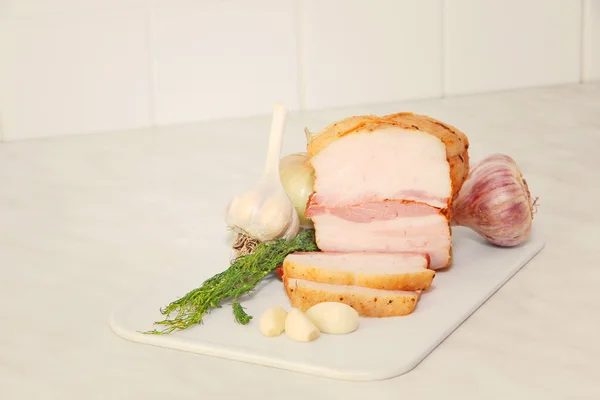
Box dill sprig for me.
[232,302,252,324]
[144,229,319,335]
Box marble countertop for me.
[1,83,599,399]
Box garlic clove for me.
[258,306,288,337]
[284,308,320,342]
[305,302,359,335]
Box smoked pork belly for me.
[284,277,421,317]
[282,252,434,291]
[304,113,470,270]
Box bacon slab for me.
[282,113,470,317]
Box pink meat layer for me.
[306,199,439,222]
[308,200,451,269]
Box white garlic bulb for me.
[225,103,300,243]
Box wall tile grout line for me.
[581,0,591,82]
[295,0,307,111]
[440,0,447,98]
[146,6,159,127]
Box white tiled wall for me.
[444,0,582,95]
[300,0,442,110]
[0,12,152,141]
[0,0,597,142]
[150,0,299,126]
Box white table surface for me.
[1,83,599,399]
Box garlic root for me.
[231,232,260,259]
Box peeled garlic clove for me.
[305,302,359,335]
[258,306,287,337]
[284,308,320,342]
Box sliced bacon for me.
[311,211,451,269]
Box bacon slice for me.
[307,210,451,270]
[284,277,421,317]
[305,200,452,270]
[282,252,435,291]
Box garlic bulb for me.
[279,152,315,228]
[225,103,300,248]
[451,153,536,247]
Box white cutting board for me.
[109,226,544,381]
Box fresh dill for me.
[232,302,252,324]
[144,229,319,335]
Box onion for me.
[279,152,315,228]
[451,153,537,247]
